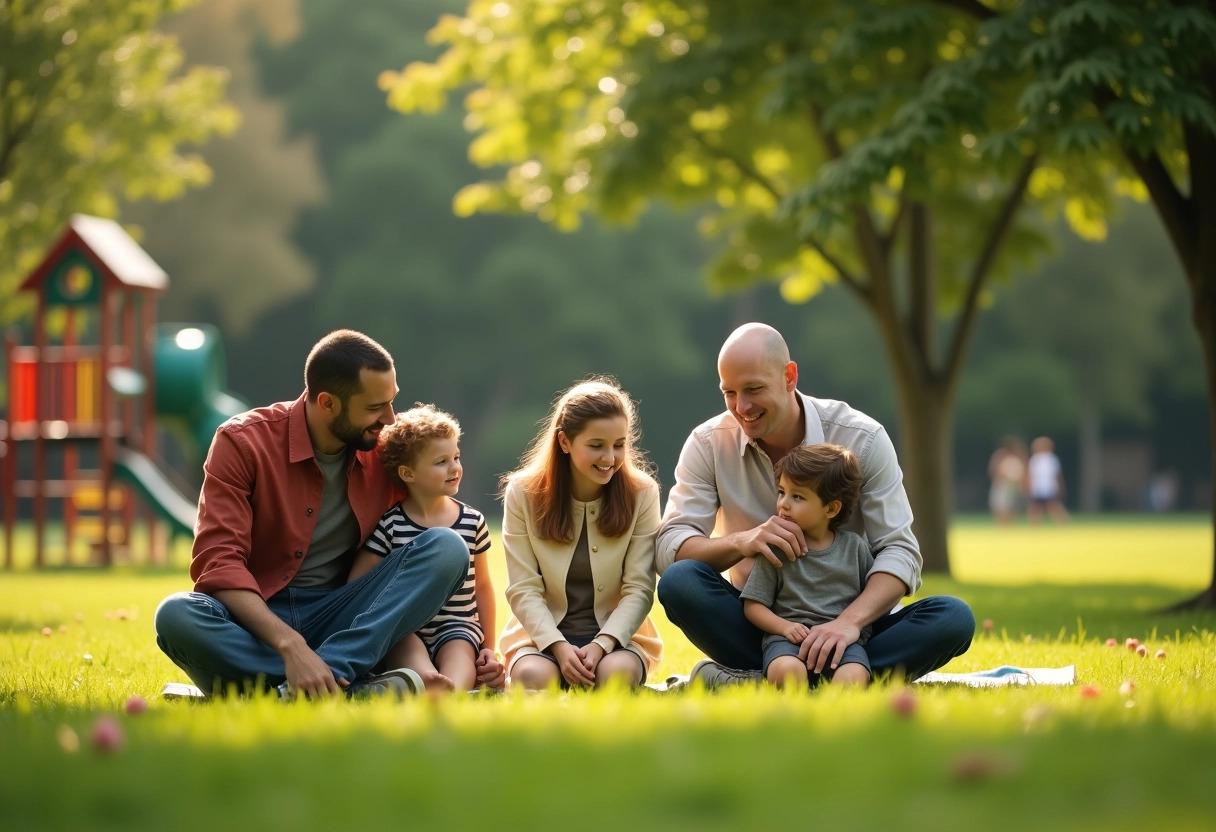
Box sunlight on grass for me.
[2,518,1214,830]
[949,517,1211,588]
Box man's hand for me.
[735,515,807,567]
[551,641,596,687]
[782,622,811,645]
[280,640,347,699]
[798,618,862,675]
[475,648,507,690]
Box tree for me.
[254,0,720,500]
[0,0,237,325]
[122,0,323,337]
[384,0,1079,572]
[933,1,1216,602]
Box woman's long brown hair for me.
[501,377,655,542]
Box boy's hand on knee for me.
[782,622,811,644]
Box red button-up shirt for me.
[191,394,404,599]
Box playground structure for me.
[1,215,245,568]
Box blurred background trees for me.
[0,0,237,324]
[2,0,1210,581]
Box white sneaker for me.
[161,682,207,700]
[349,668,424,700]
[689,660,763,689]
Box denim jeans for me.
[657,559,975,680]
[155,527,468,695]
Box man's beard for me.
[330,409,379,452]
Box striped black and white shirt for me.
[364,499,490,646]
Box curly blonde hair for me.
[379,403,461,484]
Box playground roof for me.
[19,214,167,294]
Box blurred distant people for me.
[1146,471,1180,513]
[987,436,1027,526]
[1027,436,1069,525]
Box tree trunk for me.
[1171,258,1216,609]
[890,373,954,574]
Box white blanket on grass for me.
[914,665,1076,687]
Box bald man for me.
[656,323,973,686]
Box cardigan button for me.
[306,507,313,516]
[591,546,598,552]
[281,575,288,581]
[294,550,303,558]
[597,585,604,592]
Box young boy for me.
[740,443,874,689]
[348,405,505,692]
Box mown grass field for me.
[2,516,1215,831]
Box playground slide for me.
[112,447,198,538]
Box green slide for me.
[113,446,197,538]
[101,324,246,540]
[154,324,248,463]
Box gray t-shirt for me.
[740,529,875,646]
[291,447,359,588]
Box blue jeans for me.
[657,560,975,681]
[155,528,468,695]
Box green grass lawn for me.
[2,517,1215,831]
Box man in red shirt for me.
[155,330,468,698]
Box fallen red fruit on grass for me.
[1126,638,1140,650]
[124,695,148,716]
[1155,650,1167,659]
[1105,638,1118,647]
[1136,645,1148,657]
[950,751,1018,783]
[91,717,124,753]
[890,689,917,718]
[982,618,994,631]
[1080,684,1101,698]
[1119,679,1135,696]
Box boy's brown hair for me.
[774,443,862,531]
[379,403,461,484]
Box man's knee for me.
[155,592,198,643]
[657,560,711,610]
[411,527,467,581]
[924,596,975,650]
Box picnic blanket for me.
[913,664,1076,687]
[647,664,1076,692]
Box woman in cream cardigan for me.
[499,377,663,689]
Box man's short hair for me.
[304,330,393,403]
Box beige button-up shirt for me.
[499,476,663,674]
[656,392,922,595]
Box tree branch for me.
[942,153,1038,389]
[808,106,888,300]
[1093,86,1195,262]
[690,132,867,298]
[928,0,997,21]
[908,202,935,371]
[884,191,910,260]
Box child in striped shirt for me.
[348,404,505,692]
